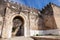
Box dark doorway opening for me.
[12,16,24,36]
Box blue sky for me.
[10,0,60,10]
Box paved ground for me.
[0,36,34,40]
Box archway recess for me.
[12,16,24,36]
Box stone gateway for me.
[0,0,60,38]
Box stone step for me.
[0,36,34,40]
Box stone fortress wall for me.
[0,0,60,38]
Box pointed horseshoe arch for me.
[2,12,30,38]
[12,16,24,36]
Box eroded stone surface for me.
[0,0,60,39]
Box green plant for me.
[36,34,39,36]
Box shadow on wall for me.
[38,3,59,35]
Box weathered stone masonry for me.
[0,0,60,38]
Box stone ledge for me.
[31,36,60,40]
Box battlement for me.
[4,0,39,13]
[0,0,40,14]
[40,2,53,15]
